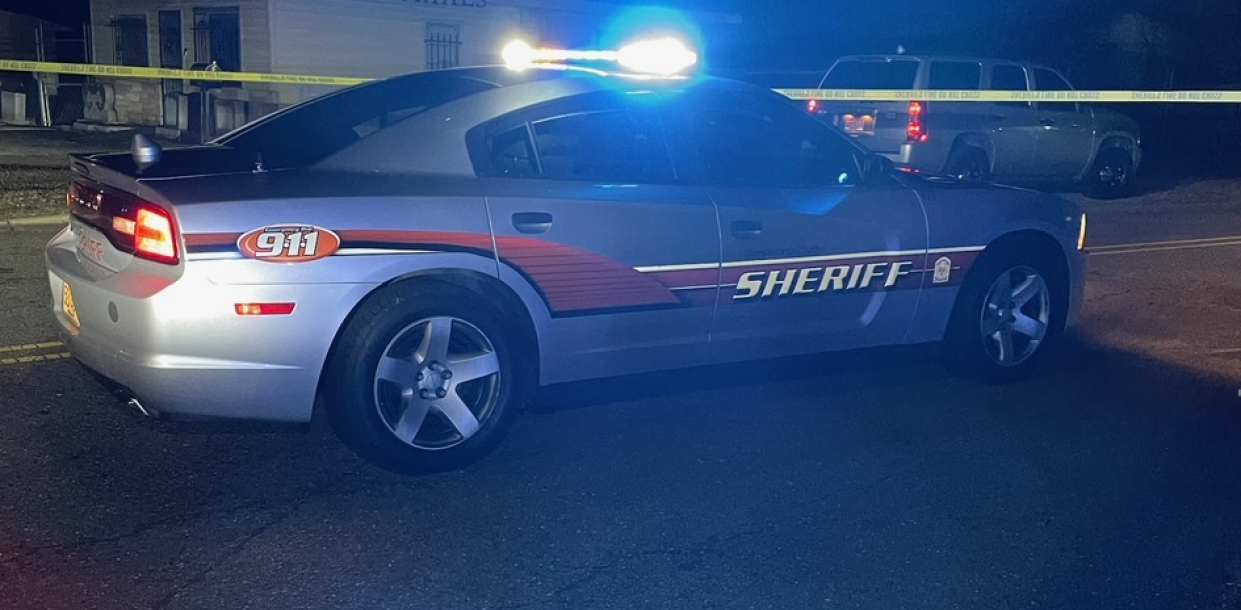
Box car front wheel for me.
[325,281,520,474]
[943,248,1064,383]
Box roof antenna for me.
[132,133,161,172]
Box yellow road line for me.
[1088,238,1241,256]
[1089,235,1241,252]
[0,352,73,366]
[0,341,64,353]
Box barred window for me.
[426,23,461,71]
[112,16,149,67]
[193,7,241,72]
[158,10,182,69]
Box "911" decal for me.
[237,225,341,262]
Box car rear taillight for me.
[128,206,178,263]
[68,181,180,265]
[906,101,928,142]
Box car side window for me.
[531,110,675,183]
[928,61,982,90]
[485,126,538,178]
[478,106,676,184]
[1032,68,1078,113]
[676,93,862,188]
[989,64,1031,108]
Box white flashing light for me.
[617,38,698,76]
[502,37,698,76]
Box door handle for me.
[512,212,553,234]
[730,220,762,239]
[1039,117,1057,126]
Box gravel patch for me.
[0,166,72,220]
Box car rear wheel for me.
[943,247,1064,383]
[1082,147,1135,199]
[325,281,520,474]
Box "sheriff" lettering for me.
[734,261,914,300]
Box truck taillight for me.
[906,101,928,142]
[806,99,820,113]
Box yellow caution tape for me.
[776,88,1241,103]
[3,59,1239,102]
[0,59,370,86]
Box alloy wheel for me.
[977,266,1051,367]
[372,316,502,450]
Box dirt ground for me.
[0,127,149,220]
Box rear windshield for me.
[743,71,829,89]
[822,59,919,89]
[216,72,500,168]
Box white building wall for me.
[268,0,524,78]
[87,0,740,129]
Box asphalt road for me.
[3,183,1241,610]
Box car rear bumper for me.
[45,227,365,423]
[57,318,317,422]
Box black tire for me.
[944,146,990,182]
[324,281,522,474]
[1082,147,1135,199]
[942,245,1066,384]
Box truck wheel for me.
[325,281,521,474]
[1082,147,1135,199]
[943,247,1065,384]
[944,147,990,182]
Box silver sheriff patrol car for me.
[46,40,1087,473]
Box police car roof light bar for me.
[502,38,698,76]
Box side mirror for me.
[132,133,162,172]
[863,154,895,183]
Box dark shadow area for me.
[3,333,1241,609]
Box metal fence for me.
[425,24,461,71]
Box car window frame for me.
[466,90,684,185]
[665,86,869,190]
[988,63,1033,109]
[1031,67,1080,113]
[927,60,983,91]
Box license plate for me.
[842,113,876,135]
[62,281,81,330]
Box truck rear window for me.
[822,59,919,90]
